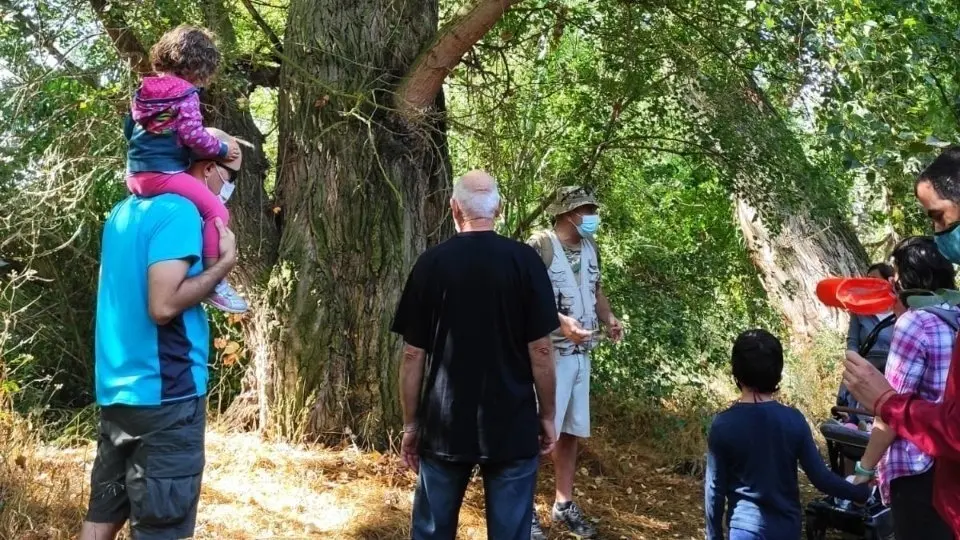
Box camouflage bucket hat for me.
[546,186,599,216]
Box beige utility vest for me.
[545,231,600,356]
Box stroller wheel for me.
[805,515,827,540]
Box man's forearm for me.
[596,288,613,324]
[150,256,235,325]
[399,344,426,426]
[169,258,234,312]
[529,337,556,420]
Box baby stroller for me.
[804,315,896,540]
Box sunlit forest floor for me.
[2,409,713,539]
[0,407,842,540]
[1,342,847,539]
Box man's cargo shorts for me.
[85,397,206,539]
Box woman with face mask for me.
[847,263,897,370]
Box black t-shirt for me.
[391,231,560,463]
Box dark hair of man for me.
[731,329,783,394]
[917,145,960,203]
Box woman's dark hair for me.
[917,146,960,204]
[866,262,894,280]
[150,25,221,87]
[731,329,783,394]
[892,236,956,291]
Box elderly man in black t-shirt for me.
[391,170,560,540]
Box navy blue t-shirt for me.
[704,401,870,539]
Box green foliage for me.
[448,1,784,397]
[1,0,954,428]
[590,160,779,396]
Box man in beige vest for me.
[527,186,623,539]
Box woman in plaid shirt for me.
[852,236,957,540]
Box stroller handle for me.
[831,406,874,418]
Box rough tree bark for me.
[734,200,866,337]
[258,0,518,445]
[198,0,283,430]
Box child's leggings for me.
[127,171,229,259]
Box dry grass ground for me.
[0,418,710,539]
[0,335,847,539]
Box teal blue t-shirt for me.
[95,194,210,406]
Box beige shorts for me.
[555,352,591,438]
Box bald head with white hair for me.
[450,170,501,232]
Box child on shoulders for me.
[125,24,247,313]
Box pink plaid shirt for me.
[876,306,956,504]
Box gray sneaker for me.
[531,511,548,540]
[551,501,597,538]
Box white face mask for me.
[212,165,236,203]
[218,180,235,203]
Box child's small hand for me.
[851,474,874,486]
[227,140,241,160]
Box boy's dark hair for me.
[150,25,220,87]
[917,146,960,203]
[866,262,894,280]
[892,236,956,291]
[731,329,783,394]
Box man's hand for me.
[559,314,592,344]
[843,351,895,414]
[401,431,419,473]
[539,417,557,455]
[605,314,624,343]
[214,218,237,264]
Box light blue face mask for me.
[576,214,601,238]
[935,222,960,263]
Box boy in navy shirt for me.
[705,329,871,540]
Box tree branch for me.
[0,0,100,88]
[397,0,524,118]
[88,0,152,74]
[930,70,960,132]
[238,0,283,53]
[241,60,281,88]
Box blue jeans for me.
[411,455,539,540]
[729,529,763,540]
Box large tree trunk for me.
[735,199,865,337]
[262,0,451,445]
[689,75,869,338]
